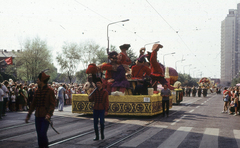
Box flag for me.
[4,57,13,65]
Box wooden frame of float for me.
[72,92,173,116]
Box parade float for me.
[72,44,181,116]
[198,77,212,89]
[198,77,214,96]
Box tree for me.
[78,40,106,69]
[231,76,240,86]
[127,48,138,66]
[15,37,55,83]
[178,73,198,86]
[56,42,82,83]
[75,69,88,84]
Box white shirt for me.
[11,95,16,102]
[1,85,8,98]
[0,88,4,101]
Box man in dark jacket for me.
[25,72,55,148]
[88,77,109,141]
[28,84,34,110]
[198,87,202,97]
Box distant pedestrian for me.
[10,91,16,111]
[197,87,202,97]
[2,80,9,115]
[192,86,197,97]
[18,84,25,111]
[182,86,185,97]
[0,84,5,119]
[203,87,208,97]
[57,84,66,111]
[161,84,171,117]
[28,84,34,110]
[25,72,55,148]
[88,77,109,141]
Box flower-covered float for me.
[72,44,181,116]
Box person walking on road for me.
[25,72,55,148]
[197,87,202,97]
[0,84,5,119]
[57,84,66,111]
[2,80,9,115]
[88,77,109,141]
[161,84,171,117]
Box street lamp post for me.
[196,72,203,78]
[144,41,160,47]
[107,19,129,56]
[175,59,185,70]
[189,67,196,76]
[183,64,192,74]
[193,70,200,78]
[163,52,175,66]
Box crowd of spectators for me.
[222,86,240,116]
[0,79,86,119]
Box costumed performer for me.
[88,77,109,141]
[148,44,167,91]
[25,72,55,148]
[111,51,130,93]
[100,51,118,94]
[84,63,98,95]
[131,54,151,79]
[118,44,132,65]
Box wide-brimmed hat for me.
[38,72,50,82]
[119,44,130,50]
[86,63,98,74]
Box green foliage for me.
[0,74,4,82]
[231,76,240,86]
[75,69,88,84]
[56,42,81,83]
[127,48,138,66]
[92,47,108,64]
[79,40,106,68]
[178,73,198,87]
[15,37,54,83]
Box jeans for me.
[93,110,105,137]
[0,101,3,118]
[162,100,169,116]
[35,117,49,148]
[58,97,64,111]
[2,97,7,115]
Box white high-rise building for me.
[221,5,240,86]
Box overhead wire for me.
[146,0,215,76]
[74,0,147,43]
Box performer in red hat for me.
[118,44,132,65]
[25,71,55,148]
[131,54,151,79]
[101,51,118,94]
[148,44,167,91]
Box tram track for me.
[48,117,135,147]
[0,115,67,131]
[0,95,214,148]
[102,95,214,148]
[0,115,90,141]
[46,96,204,147]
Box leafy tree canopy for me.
[14,37,56,83]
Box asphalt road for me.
[0,93,239,148]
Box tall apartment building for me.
[221,4,240,86]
